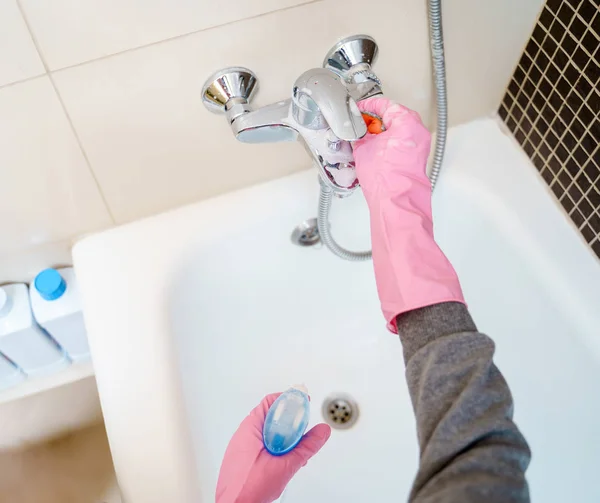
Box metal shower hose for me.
[317,0,447,261]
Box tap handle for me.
[292,69,366,141]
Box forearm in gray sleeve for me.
[396,302,531,503]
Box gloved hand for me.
[216,393,331,503]
[353,97,465,332]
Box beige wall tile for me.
[53,0,543,224]
[0,77,113,256]
[442,0,545,125]
[19,0,316,70]
[0,0,44,86]
[0,240,73,285]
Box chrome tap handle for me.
[292,69,367,142]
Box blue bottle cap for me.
[34,268,66,301]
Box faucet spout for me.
[232,100,298,144]
[292,69,367,142]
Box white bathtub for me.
[73,118,600,503]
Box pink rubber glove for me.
[216,393,331,503]
[354,97,465,332]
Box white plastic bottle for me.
[29,268,90,362]
[0,284,69,376]
[0,352,24,390]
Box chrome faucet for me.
[202,35,382,196]
[292,68,366,140]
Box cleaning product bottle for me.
[0,353,24,390]
[29,268,90,362]
[0,284,69,376]
[263,385,310,455]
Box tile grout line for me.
[15,0,117,224]
[0,72,46,91]
[14,1,50,77]
[48,75,119,224]
[49,0,324,76]
[2,0,325,86]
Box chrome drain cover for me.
[322,393,359,430]
[291,218,320,247]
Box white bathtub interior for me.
[73,118,600,503]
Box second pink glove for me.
[216,393,331,503]
[353,98,465,332]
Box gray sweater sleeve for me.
[396,302,531,503]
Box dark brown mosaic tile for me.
[569,183,584,202]
[579,1,598,20]
[579,196,594,215]
[589,187,600,207]
[520,52,534,72]
[562,195,576,212]
[547,0,563,13]
[500,0,600,258]
[589,212,600,233]
[584,160,600,182]
[524,140,536,157]
[552,181,566,198]
[570,16,587,40]
[581,31,598,55]
[539,140,552,158]
[532,153,546,170]
[540,6,557,29]
[576,171,593,192]
[543,35,560,58]
[582,224,596,241]
[550,18,567,41]
[571,208,586,227]
[558,3,577,26]
[560,105,576,127]
[546,61,561,82]
[533,24,547,45]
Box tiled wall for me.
[499,0,599,257]
[1,0,545,282]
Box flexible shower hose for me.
[317,0,448,261]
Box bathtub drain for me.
[322,393,359,430]
[291,218,320,247]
